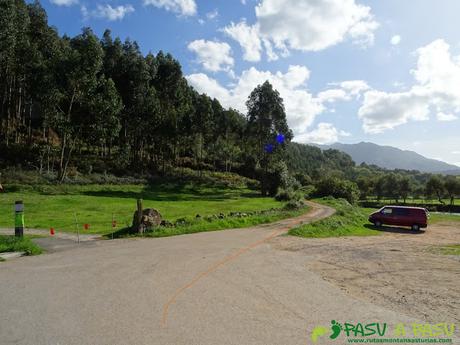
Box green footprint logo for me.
[311,326,328,343]
[330,320,343,340]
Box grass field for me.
[289,198,381,238]
[430,212,460,223]
[438,245,460,255]
[110,207,306,239]
[0,183,287,235]
[429,244,460,256]
[0,235,43,255]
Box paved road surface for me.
[0,202,430,345]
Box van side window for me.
[394,208,409,216]
[382,208,393,214]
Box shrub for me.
[300,185,316,199]
[275,188,302,202]
[314,177,360,204]
[283,200,304,210]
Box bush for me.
[300,185,316,199]
[294,172,312,186]
[314,177,360,204]
[283,200,304,210]
[261,161,301,196]
[0,236,43,255]
[275,188,302,202]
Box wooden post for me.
[111,213,114,240]
[74,213,80,244]
[137,199,144,234]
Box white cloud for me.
[437,112,458,122]
[206,9,218,20]
[339,80,370,96]
[143,0,196,16]
[187,65,324,134]
[295,123,349,145]
[224,0,378,61]
[358,39,460,133]
[187,40,234,72]
[358,90,430,133]
[86,4,134,21]
[391,35,401,45]
[222,21,262,62]
[255,0,378,52]
[318,80,369,103]
[186,73,230,101]
[50,0,78,6]
[318,89,349,103]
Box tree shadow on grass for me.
[104,227,132,239]
[364,224,425,235]
[81,184,262,202]
[81,190,235,202]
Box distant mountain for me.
[317,142,460,175]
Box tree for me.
[153,51,192,171]
[191,92,213,174]
[444,176,460,207]
[51,28,104,181]
[82,76,122,156]
[314,177,360,204]
[383,173,403,203]
[398,176,412,204]
[246,81,293,195]
[374,175,386,201]
[356,176,373,200]
[426,176,445,204]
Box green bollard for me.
[15,201,24,237]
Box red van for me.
[368,206,428,231]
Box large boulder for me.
[132,208,162,231]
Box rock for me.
[196,214,201,219]
[160,220,173,227]
[175,217,188,226]
[132,208,162,231]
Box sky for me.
[39,0,460,166]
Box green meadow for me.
[289,198,381,238]
[0,183,289,235]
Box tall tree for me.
[51,28,103,181]
[246,81,293,195]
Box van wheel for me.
[411,224,420,231]
[374,220,382,227]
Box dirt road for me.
[1,202,459,345]
[272,221,460,324]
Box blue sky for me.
[40,0,460,166]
